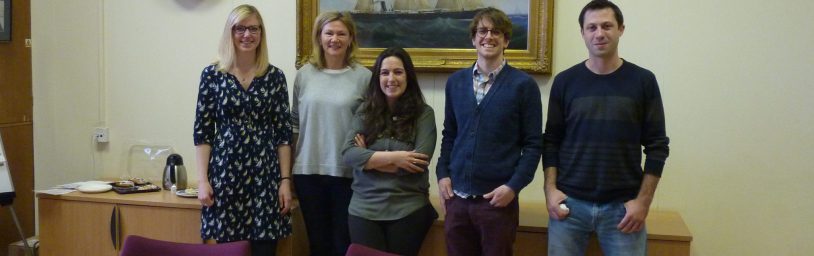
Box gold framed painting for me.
[297,0,554,74]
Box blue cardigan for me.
[436,64,543,195]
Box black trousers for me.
[294,174,353,256]
[348,204,438,256]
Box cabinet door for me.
[38,198,118,256]
[118,204,202,243]
[0,126,34,253]
[418,223,446,255]
[515,231,548,255]
[0,0,33,125]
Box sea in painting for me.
[323,0,530,49]
[353,14,528,49]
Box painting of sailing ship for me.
[299,0,552,73]
[321,0,529,49]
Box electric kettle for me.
[163,154,187,190]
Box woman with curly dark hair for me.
[341,47,438,256]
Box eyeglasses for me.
[475,28,504,37]
[233,25,261,35]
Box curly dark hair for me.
[361,47,426,145]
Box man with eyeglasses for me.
[436,7,542,256]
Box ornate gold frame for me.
[297,0,553,74]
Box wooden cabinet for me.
[38,192,688,256]
[38,191,202,256]
[0,0,35,251]
[417,198,692,256]
[37,191,307,256]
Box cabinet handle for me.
[109,206,120,249]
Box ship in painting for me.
[351,0,485,21]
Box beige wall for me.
[31,0,814,255]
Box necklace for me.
[232,68,255,85]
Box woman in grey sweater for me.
[291,11,371,256]
[342,47,438,256]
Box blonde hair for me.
[308,11,360,69]
[215,4,269,76]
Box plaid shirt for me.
[472,59,506,105]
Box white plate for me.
[77,184,112,193]
[176,190,198,198]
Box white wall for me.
[32,0,814,255]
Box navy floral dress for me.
[193,64,292,242]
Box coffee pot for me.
[163,154,187,190]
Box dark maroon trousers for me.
[443,196,519,256]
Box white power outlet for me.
[94,127,110,143]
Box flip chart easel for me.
[0,133,33,256]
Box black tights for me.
[348,204,438,256]
[250,239,278,256]
[294,174,353,256]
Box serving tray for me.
[112,184,161,194]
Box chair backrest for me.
[120,235,251,256]
[345,243,399,256]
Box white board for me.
[0,133,15,200]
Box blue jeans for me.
[547,197,646,256]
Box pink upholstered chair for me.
[119,235,251,256]
[345,243,399,256]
